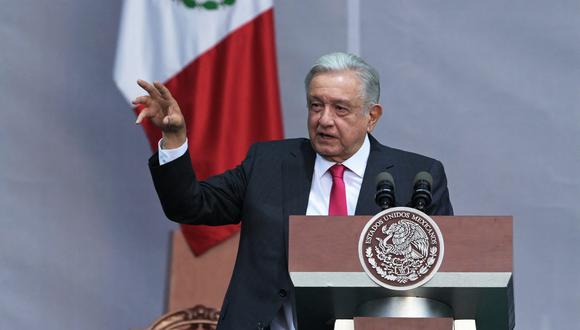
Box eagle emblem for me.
[358,207,444,290]
[379,219,429,260]
[177,0,236,10]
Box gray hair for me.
[304,52,380,107]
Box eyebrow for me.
[307,95,354,106]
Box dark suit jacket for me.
[149,135,453,330]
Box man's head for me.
[305,52,383,163]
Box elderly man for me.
[135,52,453,330]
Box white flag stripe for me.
[114,0,273,102]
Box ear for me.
[366,104,383,133]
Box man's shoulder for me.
[386,145,441,163]
[371,136,443,165]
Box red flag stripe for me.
[136,9,283,255]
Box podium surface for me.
[288,215,514,330]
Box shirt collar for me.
[313,134,370,179]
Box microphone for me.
[375,172,396,210]
[411,171,433,211]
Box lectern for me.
[288,216,514,330]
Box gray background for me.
[1,1,578,329]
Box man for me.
[135,53,453,330]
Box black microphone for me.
[411,171,433,211]
[375,172,396,210]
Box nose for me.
[318,106,335,127]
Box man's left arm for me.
[428,160,454,215]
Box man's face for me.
[307,70,382,163]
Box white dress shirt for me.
[158,135,371,330]
[158,139,189,165]
[306,135,370,216]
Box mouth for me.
[317,132,337,140]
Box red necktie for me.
[329,164,348,216]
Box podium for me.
[288,216,514,330]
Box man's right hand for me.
[134,80,186,149]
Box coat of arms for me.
[177,0,236,10]
[358,207,444,290]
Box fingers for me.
[137,79,162,98]
[162,111,181,127]
[153,81,174,100]
[134,79,181,128]
[135,108,150,124]
[163,115,171,126]
[132,96,152,125]
[131,95,150,106]
[137,79,174,101]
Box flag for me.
[114,0,283,255]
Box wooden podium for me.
[288,215,514,330]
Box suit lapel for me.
[282,140,315,263]
[282,140,315,218]
[355,135,394,215]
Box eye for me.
[334,105,349,115]
[309,102,323,112]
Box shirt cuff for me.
[158,138,188,165]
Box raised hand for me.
[133,80,186,148]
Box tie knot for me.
[329,164,346,179]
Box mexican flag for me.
[113,0,283,255]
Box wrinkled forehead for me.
[308,69,364,88]
[307,70,365,101]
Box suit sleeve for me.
[148,144,256,226]
[428,160,454,216]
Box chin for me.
[314,147,340,160]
